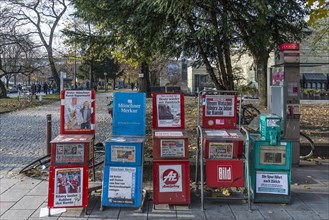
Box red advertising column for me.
[48,90,96,214]
[152,93,190,205]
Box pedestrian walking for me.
[37,83,42,94]
[31,83,36,95]
[43,82,48,95]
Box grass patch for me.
[0,93,60,114]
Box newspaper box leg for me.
[86,183,102,214]
[138,189,147,213]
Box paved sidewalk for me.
[0,159,328,219]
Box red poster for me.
[48,166,89,209]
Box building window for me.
[307,82,311,88]
[312,82,316,89]
[317,82,322,89]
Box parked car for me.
[7,86,18,94]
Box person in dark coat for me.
[31,83,36,95]
[37,83,42,94]
[43,82,48,95]
[80,101,91,129]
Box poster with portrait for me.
[153,93,185,129]
[54,143,85,165]
[54,168,83,207]
[60,90,96,134]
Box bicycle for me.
[238,102,261,126]
[19,142,106,180]
[236,102,315,159]
[18,90,32,102]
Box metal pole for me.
[46,114,52,155]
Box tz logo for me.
[162,169,179,185]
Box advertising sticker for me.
[208,142,233,159]
[111,146,136,162]
[156,94,182,127]
[217,165,232,182]
[205,95,235,117]
[55,144,84,164]
[160,139,185,158]
[54,168,83,207]
[108,167,136,204]
[155,131,183,137]
[256,172,288,195]
[159,165,182,192]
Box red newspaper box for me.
[202,95,237,129]
[152,130,189,160]
[206,160,244,187]
[60,90,96,135]
[48,166,89,209]
[152,93,185,130]
[50,134,95,166]
[203,129,244,159]
[153,160,190,205]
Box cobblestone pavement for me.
[0,92,112,175]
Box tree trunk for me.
[256,54,269,107]
[48,55,60,92]
[140,61,151,97]
[0,80,8,98]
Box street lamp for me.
[104,72,107,91]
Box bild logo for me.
[218,166,232,181]
[162,169,179,185]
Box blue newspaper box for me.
[112,92,146,136]
[105,136,145,166]
[102,165,143,208]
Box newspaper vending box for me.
[250,134,292,203]
[48,134,94,210]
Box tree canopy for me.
[66,1,309,105]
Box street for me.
[0,92,112,176]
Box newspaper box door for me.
[48,166,88,209]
